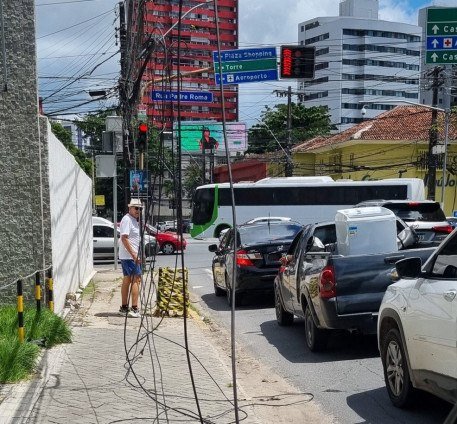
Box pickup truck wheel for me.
[304,305,328,352]
[275,284,294,326]
[381,328,416,408]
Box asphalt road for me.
[182,238,452,424]
[95,238,453,424]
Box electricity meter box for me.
[335,207,397,256]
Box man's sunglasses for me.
[133,207,141,211]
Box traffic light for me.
[137,122,148,152]
[280,45,315,80]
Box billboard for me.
[129,170,148,193]
[174,122,247,153]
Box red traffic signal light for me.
[137,123,148,152]
[138,123,148,133]
[280,46,315,80]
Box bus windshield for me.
[192,188,214,225]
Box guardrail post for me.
[17,279,24,343]
[35,272,41,312]
[46,268,54,312]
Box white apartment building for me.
[298,0,422,131]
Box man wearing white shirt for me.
[118,198,142,318]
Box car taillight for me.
[432,225,453,234]
[319,265,336,299]
[236,249,258,267]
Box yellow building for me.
[290,106,457,215]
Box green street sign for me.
[214,58,277,73]
[426,50,457,64]
[427,8,457,36]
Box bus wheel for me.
[214,225,230,238]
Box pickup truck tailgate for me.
[332,247,435,314]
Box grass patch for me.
[82,281,95,298]
[0,306,72,383]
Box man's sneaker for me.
[119,305,129,316]
[128,308,141,318]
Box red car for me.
[145,224,187,254]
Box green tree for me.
[247,103,332,154]
[73,111,118,217]
[74,110,115,153]
[50,122,92,176]
[183,162,203,200]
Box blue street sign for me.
[427,36,457,50]
[215,69,279,85]
[151,90,213,102]
[213,47,276,63]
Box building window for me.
[315,62,329,70]
[342,58,419,71]
[301,25,304,32]
[342,88,418,98]
[305,21,320,31]
[341,103,395,111]
[341,117,364,124]
[315,47,329,56]
[305,32,329,45]
[342,43,420,56]
[343,28,420,42]
[342,73,418,84]
[302,91,328,101]
[305,76,329,86]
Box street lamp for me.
[359,100,451,208]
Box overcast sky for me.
[35,0,453,123]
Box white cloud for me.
[239,0,338,47]
[379,0,420,24]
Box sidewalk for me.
[0,268,332,424]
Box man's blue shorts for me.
[121,260,142,277]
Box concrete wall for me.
[0,0,47,298]
[47,121,94,312]
[0,0,94,312]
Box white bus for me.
[190,176,426,238]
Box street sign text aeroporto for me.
[426,7,457,64]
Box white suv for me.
[378,230,457,408]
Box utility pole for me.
[427,66,444,200]
[273,86,305,177]
[118,1,130,212]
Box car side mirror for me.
[395,257,423,279]
[208,244,218,253]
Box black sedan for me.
[208,221,303,306]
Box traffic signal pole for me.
[286,86,293,177]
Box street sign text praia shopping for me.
[426,7,457,64]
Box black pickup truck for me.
[274,221,436,352]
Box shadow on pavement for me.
[346,387,452,424]
[259,319,379,364]
[94,312,124,318]
[200,291,274,312]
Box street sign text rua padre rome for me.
[213,47,278,85]
[426,7,457,64]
